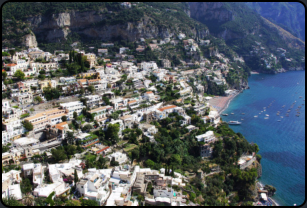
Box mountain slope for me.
[245,2,305,41]
[188,2,305,72]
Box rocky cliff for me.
[22,33,38,48]
[25,10,209,43]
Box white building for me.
[195,131,216,143]
[60,101,85,119]
[107,152,128,164]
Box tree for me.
[145,159,155,168]
[110,112,119,120]
[34,96,43,103]
[88,85,95,93]
[2,196,24,206]
[74,169,79,187]
[82,124,93,132]
[34,197,46,206]
[105,123,120,144]
[51,148,67,162]
[66,131,75,145]
[110,158,119,166]
[38,74,46,80]
[82,199,99,206]
[30,108,35,113]
[65,200,81,206]
[69,51,72,64]
[80,88,85,95]
[45,191,55,206]
[43,87,61,100]
[20,178,32,194]
[2,71,7,80]
[9,49,15,57]
[14,69,25,80]
[61,115,68,122]
[73,111,78,119]
[23,120,33,131]
[103,96,110,105]
[256,154,262,163]
[23,194,34,206]
[170,154,182,165]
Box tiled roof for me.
[128,100,137,104]
[54,122,68,130]
[158,105,177,112]
[146,91,153,94]
[96,146,110,154]
[6,64,17,67]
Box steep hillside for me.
[2,2,208,44]
[245,2,305,41]
[188,2,305,72]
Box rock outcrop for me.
[25,10,209,43]
[22,33,38,48]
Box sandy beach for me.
[208,90,241,114]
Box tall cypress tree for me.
[74,169,79,187]
[69,51,72,63]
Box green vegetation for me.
[23,120,33,131]
[20,113,30,118]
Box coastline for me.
[257,182,279,206]
[208,90,242,114]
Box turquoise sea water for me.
[222,71,305,206]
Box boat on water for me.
[282,105,285,108]
[241,119,244,120]
[264,117,269,119]
[264,110,266,112]
[228,121,241,125]
[241,113,245,115]
[259,113,261,114]
[277,120,281,122]
[265,114,269,117]
[261,111,263,112]
[276,113,280,116]
[231,113,234,115]
[296,114,300,117]
[221,114,228,116]
[302,104,304,105]
[299,96,302,98]
[254,115,258,118]
[286,114,289,117]
[280,116,283,118]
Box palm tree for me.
[23,194,34,206]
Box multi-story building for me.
[155,105,185,120]
[2,118,25,144]
[200,143,213,158]
[195,131,216,143]
[60,101,85,119]
[38,80,57,90]
[12,92,33,105]
[85,95,103,109]
[24,108,68,133]
[85,53,97,68]
[89,106,113,123]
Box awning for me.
[109,177,121,185]
[261,193,267,201]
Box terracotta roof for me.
[176,99,182,102]
[89,106,109,113]
[55,122,68,130]
[128,100,137,104]
[146,91,153,94]
[88,79,100,82]
[158,105,177,112]
[96,146,110,154]
[6,64,17,67]
[78,79,87,83]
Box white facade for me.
[195,131,216,143]
[107,152,128,164]
[60,101,85,119]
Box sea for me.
[222,70,305,206]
